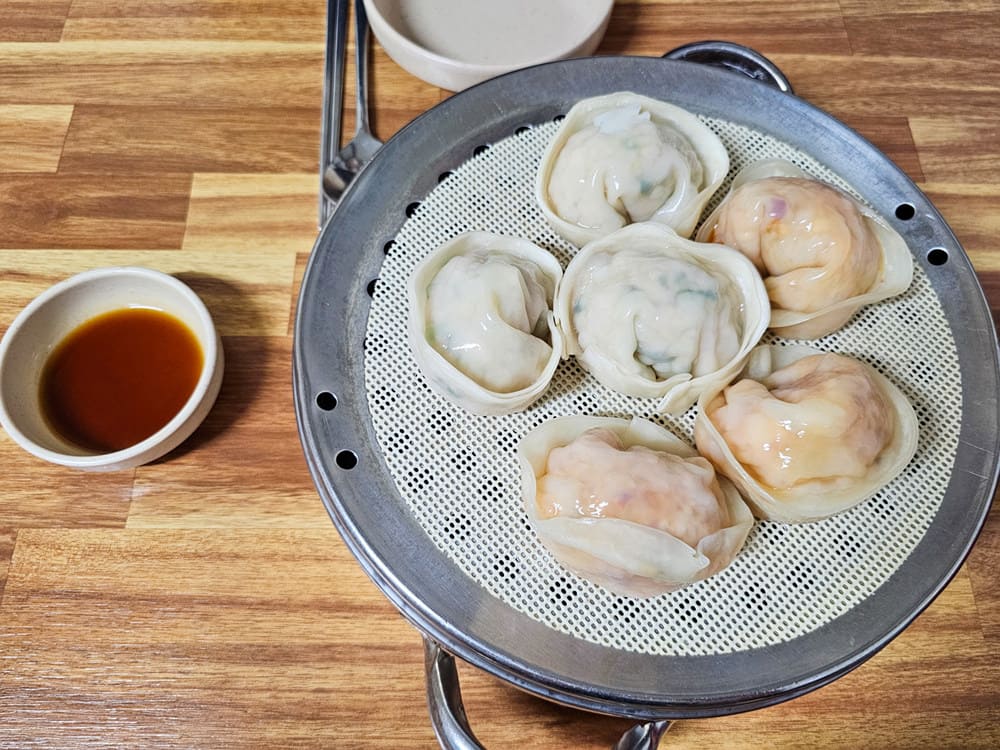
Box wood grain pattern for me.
[839,0,1000,59]
[0,442,134,527]
[968,505,1000,645]
[1,1,998,748]
[919,186,1000,273]
[0,529,438,748]
[0,41,321,108]
[908,117,1000,184]
[0,104,74,172]
[59,106,321,173]
[128,337,327,529]
[603,1,852,55]
[0,527,16,599]
[835,115,925,183]
[0,0,70,42]
[63,0,325,43]
[0,249,295,336]
[182,173,318,256]
[0,174,191,249]
[776,55,1000,119]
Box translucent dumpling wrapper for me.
[556,221,770,414]
[408,231,564,415]
[536,91,730,246]
[694,344,919,523]
[518,416,754,597]
[695,159,914,339]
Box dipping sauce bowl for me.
[364,0,614,91]
[0,267,224,471]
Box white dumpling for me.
[518,416,754,597]
[694,344,919,523]
[408,231,563,415]
[696,159,914,338]
[556,222,770,414]
[536,92,730,246]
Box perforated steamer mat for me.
[294,57,1000,719]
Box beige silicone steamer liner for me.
[294,50,1000,749]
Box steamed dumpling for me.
[536,92,730,246]
[408,231,563,415]
[694,345,919,523]
[427,255,550,393]
[708,178,880,311]
[696,159,913,338]
[710,356,892,490]
[570,245,741,382]
[537,430,730,544]
[519,416,754,597]
[557,222,770,414]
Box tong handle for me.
[353,0,374,139]
[319,0,350,227]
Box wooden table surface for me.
[2,1,999,747]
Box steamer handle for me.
[424,637,486,750]
[662,41,794,94]
[423,637,672,750]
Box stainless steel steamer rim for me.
[293,56,1000,720]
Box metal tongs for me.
[319,0,383,227]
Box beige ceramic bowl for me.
[0,267,224,472]
[364,0,614,91]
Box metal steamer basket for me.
[293,55,1000,748]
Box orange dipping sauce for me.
[40,308,204,453]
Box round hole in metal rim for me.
[366,278,378,297]
[316,391,338,411]
[438,171,453,183]
[927,247,949,266]
[336,450,358,470]
[552,114,566,122]
[405,202,421,218]
[473,144,490,156]
[383,239,395,255]
[515,125,531,135]
[895,203,916,221]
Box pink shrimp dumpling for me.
[695,159,913,338]
[706,177,880,314]
[706,354,893,491]
[536,427,731,547]
[694,345,919,523]
[519,416,754,597]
